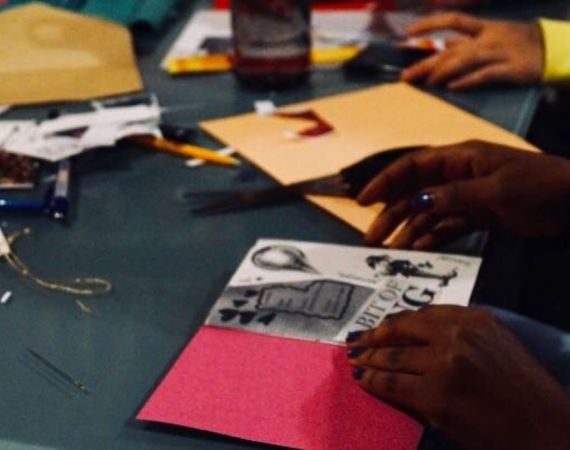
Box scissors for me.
[184,145,424,215]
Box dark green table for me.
[0,2,564,449]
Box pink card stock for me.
[138,325,423,449]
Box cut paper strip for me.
[138,325,423,450]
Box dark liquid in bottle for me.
[231,0,311,90]
[232,53,310,90]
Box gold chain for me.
[4,228,112,296]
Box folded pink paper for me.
[138,325,423,450]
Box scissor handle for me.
[341,146,425,198]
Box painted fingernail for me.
[346,331,363,343]
[412,192,434,211]
[348,347,365,359]
[352,367,365,380]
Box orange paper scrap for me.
[200,83,536,232]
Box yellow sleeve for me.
[539,18,570,83]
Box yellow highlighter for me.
[130,136,240,166]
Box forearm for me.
[523,400,570,450]
[489,307,570,449]
[562,158,570,222]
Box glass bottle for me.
[231,0,311,90]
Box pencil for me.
[130,136,240,166]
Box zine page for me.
[206,239,482,344]
[139,240,480,449]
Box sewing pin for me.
[28,349,90,394]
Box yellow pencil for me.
[130,136,240,166]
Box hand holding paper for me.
[201,83,536,233]
[348,305,570,450]
[358,141,570,249]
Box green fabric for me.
[0,0,179,29]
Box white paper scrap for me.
[0,121,35,146]
[0,228,11,257]
[0,101,161,162]
[38,104,160,135]
[254,100,277,117]
[1,291,12,305]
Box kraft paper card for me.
[138,240,483,449]
[200,83,536,233]
[0,3,143,105]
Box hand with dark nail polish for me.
[347,347,365,359]
[352,367,365,380]
[357,140,570,249]
[411,192,434,211]
[346,331,363,343]
[345,305,570,450]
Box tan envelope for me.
[0,3,143,105]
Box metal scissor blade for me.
[290,174,349,197]
[186,146,425,214]
[190,188,300,215]
[187,174,348,215]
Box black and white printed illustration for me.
[207,280,375,343]
[366,255,458,287]
[252,245,320,274]
[207,239,483,345]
